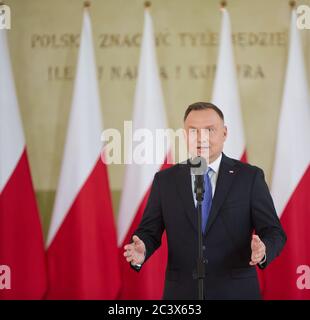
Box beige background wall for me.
[5,0,310,238]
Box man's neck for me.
[209,152,222,165]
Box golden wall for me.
[5,0,310,237]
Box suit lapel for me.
[174,162,198,232]
[173,154,238,235]
[205,154,237,235]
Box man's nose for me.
[197,129,209,143]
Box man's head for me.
[184,102,227,164]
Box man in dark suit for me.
[123,102,286,299]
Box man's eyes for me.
[189,128,215,133]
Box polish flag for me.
[212,7,247,162]
[46,9,120,299]
[211,7,265,290]
[0,29,46,299]
[117,8,171,299]
[263,10,310,299]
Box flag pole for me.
[84,1,91,8]
[220,1,227,8]
[289,0,296,9]
[144,1,151,9]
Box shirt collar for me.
[209,153,222,173]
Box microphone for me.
[188,156,208,202]
[188,156,208,175]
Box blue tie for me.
[202,168,213,233]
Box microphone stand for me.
[189,156,207,300]
[194,175,206,300]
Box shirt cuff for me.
[258,253,267,265]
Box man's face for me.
[184,109,227,164]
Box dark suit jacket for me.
[133,153,287,300]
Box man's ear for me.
[183,128,187,140]
[223,125,228,140]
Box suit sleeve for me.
[131,172,165,271]
[250,168,287,269]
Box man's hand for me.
[249,234,266,266]
[124,235,146,266]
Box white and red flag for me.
[212,7,247,162]
[117,8,171,299]
[263,10,310,299]
[0,29,46,299]
[46,9,120,299]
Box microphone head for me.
[188,156,208,175]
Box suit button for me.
[203,259,208,264]
[202,245,206,250]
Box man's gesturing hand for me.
[124,235,146,266]
[249,234,266,266]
